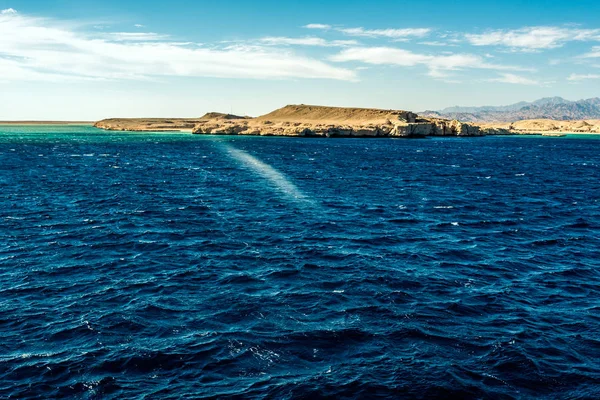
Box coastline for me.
[7,110,600,138]
[94,105,503,138]
[92,105,600,138]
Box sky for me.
[2,0,600,120]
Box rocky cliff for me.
[94,105,511,137]
[480,119,600,134]
[191,105,502,137]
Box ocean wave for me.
[1,129,600,398]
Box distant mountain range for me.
[421,97,600,122]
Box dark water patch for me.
[1,128,600,398]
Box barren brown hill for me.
[94,104,516,137]
[192,104,493,137]
[200,113,250,120]
[94,113,250,132]
[255,104,417,124]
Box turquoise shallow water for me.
[1,126,600,399]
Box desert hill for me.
[94,118,206,132]
[93,112,250,131]
[96,104,494,137]
[255,104,417,124]
[200,113,250,120]
[191,104,490,137]
[96,104,600,137]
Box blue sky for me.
[2,0,600,120]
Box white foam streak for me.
[224,145,314,206]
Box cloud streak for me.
[304,24,430,39]
[259,36,358,47]
[0,10,356,82]
[330,46,532,78]
[106,32,170,41]
[303,23,331,30]
[337,27,431,39]
[567,73,600,81]
[466,26,600,51]
[488,73,541,85]
[581,46,600,58]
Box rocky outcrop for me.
[93,113,250,132]
[94,118,204,132]
[97,104,579,137]
[479,119,600,134]
[191,105,487,138]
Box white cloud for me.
[419,41,451,47]
[303,23,331,30]
[259,36,358,47]
[337,27,430,39]
[581,46,600,58]
[107,32,170,41]
[567,73,600,81]
[1,8,17,14]
[488,73,540,85]
[303,24,430,39]
[330,46,531,78]
[0,57,77,83]
[0,11,356,82]
[134,24,144,28]
[466,26,600,50]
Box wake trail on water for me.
[222,143,316,207]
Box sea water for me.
[1,126,599,398]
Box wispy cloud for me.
[303,23,331,30]
[336,27,431,39]
[488,73,541,85]
[419,41,455,47]
[304,24,430,39]
[466,26,600,51]
[259,36,358,47]
[567,73,600,81]
[330,46,531,78]
[1,8,17,14]
[581,46,600,58]
[106,32,170,41]
[0,10,356,82]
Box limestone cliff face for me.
[479,119,600,134]
[94,105,509,137]
[192,105,490,138]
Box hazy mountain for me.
[421,97,600,122]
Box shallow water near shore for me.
[1,126,600,399]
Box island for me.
[94,104,600,137]
[94,105,512,137]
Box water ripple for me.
[1,127,600,398]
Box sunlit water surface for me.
[1,126,599,399]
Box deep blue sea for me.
[1,125,600,399]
